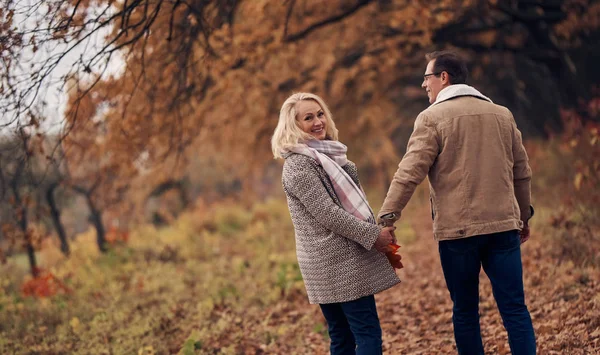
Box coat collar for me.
[432,84,493,106]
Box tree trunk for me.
[87,197,107,253]
[11,178,38,278]
[46,183,70,256]
[25,237,38,278]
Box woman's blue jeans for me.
[319,295,382,355]
[439,230,536,355]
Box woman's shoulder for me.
[344,160,356,169]
[283,153,317,170]
[282,154,319,182]
[343,159,357,172]
[342,160,359,180]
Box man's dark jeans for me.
[319,295,382,355]
[439,230,536,355]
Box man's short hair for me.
[425,51,468,85]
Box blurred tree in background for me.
[1,0,599,273]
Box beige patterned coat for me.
[282,153,400,304]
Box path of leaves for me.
[271,213,600,354]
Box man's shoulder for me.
[422,97,512,118]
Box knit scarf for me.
[287,140,375,223]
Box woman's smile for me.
[296,99,328,140]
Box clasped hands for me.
[374,226,396,252]
[374,226,403,269]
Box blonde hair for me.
[271,93,339,159]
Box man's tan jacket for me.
[378,85,532,241]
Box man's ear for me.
[441,71,450,85]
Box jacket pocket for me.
[430,196,435,221]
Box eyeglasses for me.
[423,72,441,81]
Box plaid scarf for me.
[288,140,375,223]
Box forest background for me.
[1,0,599,353]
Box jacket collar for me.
[432,84,493,106]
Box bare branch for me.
[283,0,296,39]
[494,2,567,24]
[285,0,374,42]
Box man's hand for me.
[520,223,530,244]
[374,227,395,252]
[378,212,398,244]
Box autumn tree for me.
[2,0,600,234]
[1,0,240,251]
[81,0,600,190]
[0,129,50,276]
[59,88,138,252]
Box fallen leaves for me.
[1,199,598,354]
[267,205,600,354]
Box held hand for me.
[520,224,530,244]
[374,227,395,253]
[378,213,398,244]
[390,229,397,245]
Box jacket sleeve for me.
[510,113,533,222]
[378,112,440,223]
[283,161,381,250]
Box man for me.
[378,51,536,354]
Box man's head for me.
[422,51,468,104]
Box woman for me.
[271,93,401,354]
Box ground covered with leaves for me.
[0,195,598,354]
[265,202,600,355]
[374,204,600,355]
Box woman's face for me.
[295,99,327,140]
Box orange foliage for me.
[105,226,130,245]
[385,243,403,269]
[63,0,481,194]
[48,0,598,210]
[21,268,71,298]
[27,0,593,233]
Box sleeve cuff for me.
[526,205,534,223]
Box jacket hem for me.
[433,219,523,242]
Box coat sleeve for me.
[378,112,440,223]
[283,159,381,250]
[509,112,533,222]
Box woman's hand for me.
[374,226,396,252]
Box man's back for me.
[424,96,531,240]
